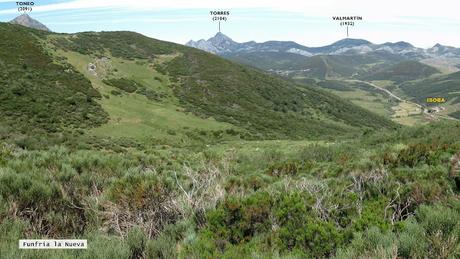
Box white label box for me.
[19,240,88,249]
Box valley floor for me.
[324,79,459,126]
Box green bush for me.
[274,192,342,257]
[111,90,122,96]
[127,227,147,259]
[416,205,459,236]
[103,78,138,93]
[397,219,427,258]
[145,222,188,259]
[336,205,460,258]
[207,192,272,244]
[267,160,302,176]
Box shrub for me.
[146,235,176,259]
[274,192,342,257]
[127,227,147,259]
[103,78,139,93]
[105,172,179,238]
[394,144,443,168]
[416,205,459,236]
[145,222,187,259]
[111,90,122,96]
[267,160,302,176]
[397,219,427,258]
[207,192,272,244]
[80,233,130,259]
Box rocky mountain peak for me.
[9,14,50,31]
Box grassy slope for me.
[315,80,394,117]
[57,50,235,144]
[47,31,396,140]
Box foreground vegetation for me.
[1,122,459,258]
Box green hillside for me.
[227,53,367,79]
[398,71,460,119]
[224,51,316,71]
[315,55,383,79]
[399,71,460,104]
[223,52,446,124]
[161,51,395,138]
[364,60,440,83]
[450,110,460,119]
[0,23,395,147]
[226,52,405,80]
[0,23,108,147]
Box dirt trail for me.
[348,79,408,104]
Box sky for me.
[0,0,459,48]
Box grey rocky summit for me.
[9,14,50,31]
[186,32,239,54]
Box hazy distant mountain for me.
[186,33,460,59]
[9,14,50,31]
[426,43,460,57]
[310,38,373,55]
[186,32,310,54]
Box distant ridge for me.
[186,33,460,59]
[9,14,50,31]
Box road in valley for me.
[346,79,458,121]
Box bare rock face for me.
[88,63,97,75]
[9,14,50,31]
[87,58,114,78]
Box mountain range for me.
[186,32,460,59]
[187,32,460,122]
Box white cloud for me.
[1,0,459,47]
[1,0,460,21]
[46,17,207,25]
